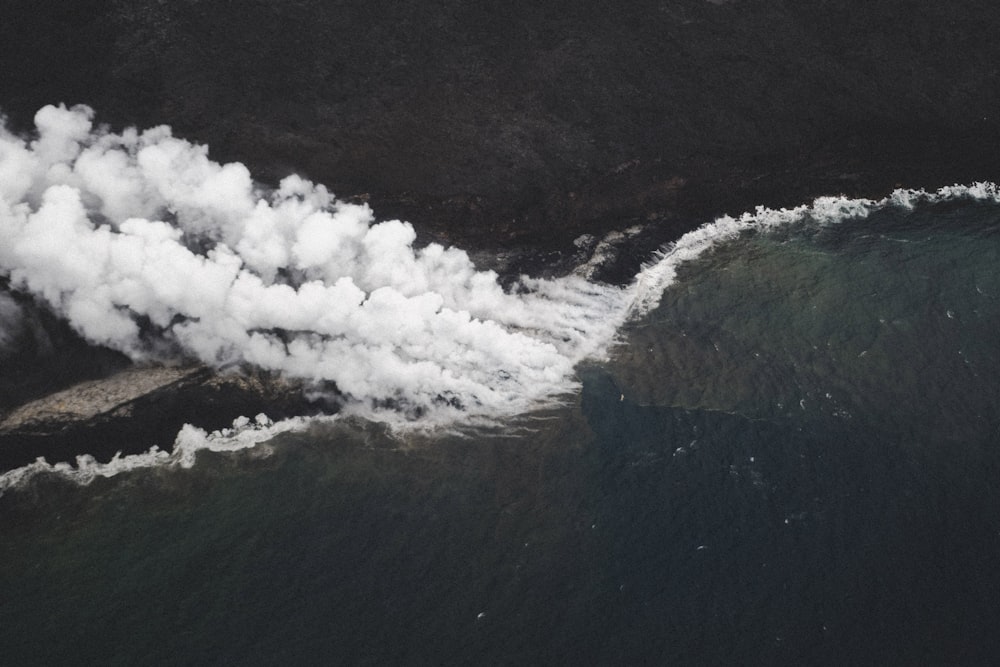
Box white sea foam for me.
[0,413,317,496]
[629,182,1000,314]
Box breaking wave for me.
[630,181,1000,314]
[0,413,318,496]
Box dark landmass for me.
[2,0,1000,466]
[0,362,314,472]
[3,0,999,260]
[0,289,321,471]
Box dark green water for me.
[3,197,1000,665]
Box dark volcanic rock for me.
[0,364,314,472]
[0,293,317,473]
[2,0,999,261]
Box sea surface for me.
[4,189,1000,664]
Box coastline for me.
[2,0,1000,469]
[6,4,1000,663]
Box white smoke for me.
[0,291,24,355]
[0,105,629,423]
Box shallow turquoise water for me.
[3,196,1000,664]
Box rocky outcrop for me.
[0,364,314,472]
[0,366,205,433]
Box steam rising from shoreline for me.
[3,104,1000,490]
[0,105,628,422]
[2,104,998,428]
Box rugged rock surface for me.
[0,364,313,472]
[0,366,205,433]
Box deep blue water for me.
[3,195,1000,665]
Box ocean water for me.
[4,187,1000,665]
[3,108,1000,664]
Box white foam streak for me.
[0,414,315,496]
[629,182,1000,315]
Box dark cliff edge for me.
[2,0,999,468]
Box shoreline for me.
[1,169,994,473]
[2,0,1000,471]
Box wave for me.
[0,413,323,497]
[629,181,1000,315]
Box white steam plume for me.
[0,105,629,424]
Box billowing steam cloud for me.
[0,105,629,423]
